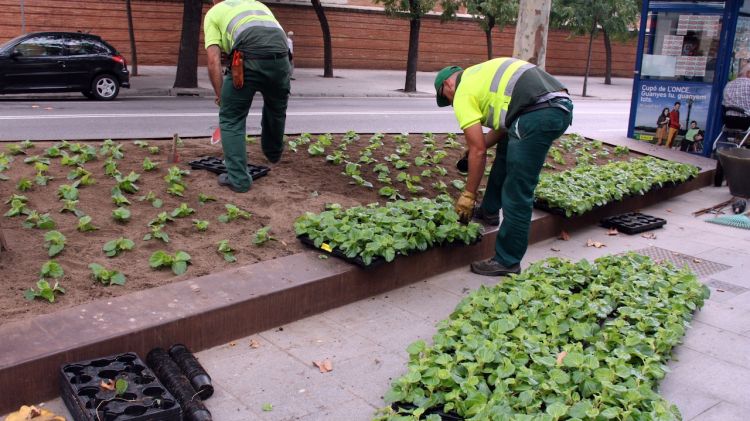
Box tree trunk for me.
[603,29,612,85]
[485,16,495,60]
[126,0,138,76]
[173,0,203,88]
[513,0,551,68]
[404,16,420,92]
[582,21,597,97]
[311,0,333,78]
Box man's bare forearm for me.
[206,45,224,102]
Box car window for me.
[15,35,64,57]
[66,37,111,56]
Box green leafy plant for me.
[4,194,29,217]
[148,146,160,155]
[61,199,85,217]
[16,178,33,192]
[44,231,66,257]
[100,139,124,159]
[253,226,275,245]
[198,193,216,204]
[148,212,174,227]
[614,145,630,156]
[133,140,149,148]
[378,186,404,200]
[57,181,80,201]
[115,171,140,194]
[149,250,191,275]
[24,211,56,230]
[295,198,481,265]
[142,157,158,171]
[103,157,119,177]
[24,279,65,303]
[89,263,126,286]
[218,204,251,223]
[378,254,709,421]
[40,260,64,279]
[164,166,189,197]
[192,219,209,231]
[23,155,49,165]
[112,207,131,223]
[110,187,131,206]
[217,240,237,262]
[77,215,99,232]
[138,191,163,208]
[170,203,195,218]
[143,224,169,243]
[7,144,25,155]
[102,237,135,257]
[450,179,466,191]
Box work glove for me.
[454,190,476,224]
[4,405,66,421]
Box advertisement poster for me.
[631,80,713,143]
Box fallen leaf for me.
[228,341,236,347]
[550,247,560,252]
[262,403,273,412]
[559,230,570,241]
[31,105,40,109]
[693,258,703,264]
[313,359,333,373]
[249,339,260,349]
[666,209,673,213]
[586,239,606,248]
[556,351,567,365]
[716,288,725,293]
[190,285,200,293]
[280,240,288,247]
[641,232,657,239]
[100,379,115,391]
[607,228,619,236]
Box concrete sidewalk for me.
[127,66,634,101]
[32,185,750,421]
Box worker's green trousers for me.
[219,57,290,192]
[479,100,573,266]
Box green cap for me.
[434,66,462,107]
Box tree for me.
[376,0,437,92]
[600,0,640,84]
[174,0,204,89]
[311,0,334,77]
[125,0,138,76]
[440,0,518,60]
[514,0,551,67]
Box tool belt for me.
[231,50,244,89]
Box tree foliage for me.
[441,0,518,59]
[376,0,437,92]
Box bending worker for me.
[435,58,573,276]
[204,0,291,193]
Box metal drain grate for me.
[704,279,749,295]
[631,246,732,279]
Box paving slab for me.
[690,401,750,421]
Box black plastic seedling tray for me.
[60,352,181,421]
[188,156,270,180]
[600,212,666,235]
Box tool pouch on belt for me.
[231,50,244,89]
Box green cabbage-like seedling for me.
[44,231,66,257]
[112,207,131,223]
[40,260,64,279]
[16,178,33,191]
[193,219,209,231]
[218,204,251,223]
[253,227,275,246]
[103,237,134,257]
[24,211,56,230]
[198,193,216,204]
[217,240,237,262]
[149,250,191,275]
[142,157,158,171]
[77,215,99,232]
[24,279,65,303]
[170,203,195,218]
[89,263,126,286]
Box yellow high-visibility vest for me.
[204,0,284,52]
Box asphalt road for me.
[0,96,631,142]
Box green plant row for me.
[294,197,482,265]
[534,157,699,217]
[376,253,709,421]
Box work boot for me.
[217,173,247,193]
[473,206,500,226]
[470,258,521,276]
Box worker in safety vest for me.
[204,0,290,192]
[435,58,573,276]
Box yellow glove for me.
[4,405,66,421]
[454,191,476,224]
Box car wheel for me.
[81,90,96,99]
[91,74,119,100]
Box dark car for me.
[0,32,130,100]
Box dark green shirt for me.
[505,67,567,127]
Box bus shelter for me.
[628,0,749,155]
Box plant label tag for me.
[321,243,332,253]
[211,127,221,145]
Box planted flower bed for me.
[535,157,699,217]
[375,253,709,421]
[294,198,482,267]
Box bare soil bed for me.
[0,133,637,324]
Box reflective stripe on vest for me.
[227,10,272,36]
[224,3,283,49]
[486,58,535,129]
[232,20,283,44]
